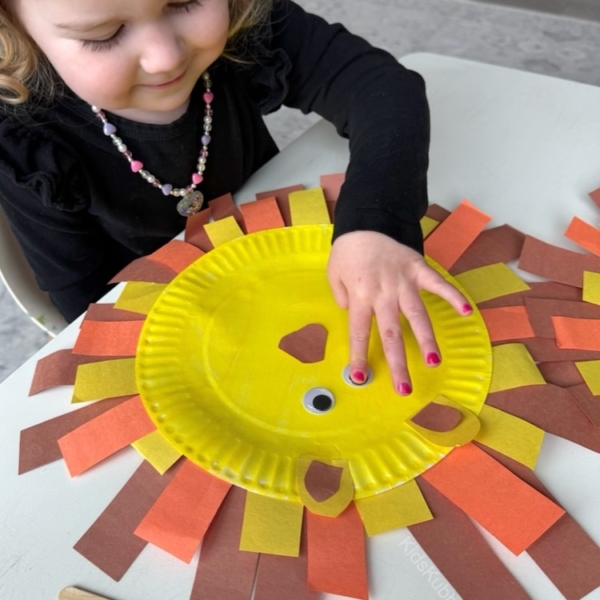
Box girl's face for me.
[12,0,230,123]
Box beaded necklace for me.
[91,71,213,217]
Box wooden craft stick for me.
[59,587,115,600]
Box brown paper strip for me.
[411,402,462,432]
[522,337,600,362]
[190,486,259,600]
[409,479,530,600]
[74,460,180,581]
[537,361,584,387]
[304,461,343,502]
[566,383,600,426]
[108,258,176,284]
[84,304,146,323]
[450,224,525,275]
[425,204,451,222]
[525,298,600,339]
[478,281,582,310]
[209,193,247,232]
[185,207,214,252]
[254,520,317,600]
[486,384,600,453]
[518,236,600,287]
[29,350,122,396]
[19,396,132,474]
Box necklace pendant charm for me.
[177,190,204,217]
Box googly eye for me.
[342,365,373,387]
[303,388,335,414]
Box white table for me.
[2,53,600,600]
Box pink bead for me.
[192,173,203,184]
[131,161,144,173]
[203,91,214,104]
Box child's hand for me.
[327,231,472,395]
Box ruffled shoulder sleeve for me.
[0,111,90,211]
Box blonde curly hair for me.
[0,0,273,105]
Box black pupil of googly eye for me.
[312,394,333,412]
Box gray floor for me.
[471,0,600,21]
[3,0,600,382]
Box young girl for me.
[0,0,471,395]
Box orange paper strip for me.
[553,316,600,350]
[256,184,304,227]
[84,303,146,323]
[590,187,600,209]
[240,196,285,233]
[73,320,144,357]
[58,395,156,476]
[135,460,231,563]
[565,216,600,257]
[479,306,535,342]
[525,298,600,339]
[523,337,600,362]
[421,443,564,555]
[424,200,492,270]
[148,240,204,273]
[320,173,345,203]
[307,504,368,599]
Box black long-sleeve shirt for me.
[0,0,429,322]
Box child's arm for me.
[263,1,471,391]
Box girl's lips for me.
[143,71,186,88]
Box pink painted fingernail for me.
[426,352,441,366]
[463,303,473,314]
[351,370,366,384]
[398,382,412,396]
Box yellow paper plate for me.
[136,225,492,500]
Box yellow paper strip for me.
[289,188,331,226]
[475,405,544,469]
[454,263,530,304]
[132,430,182,475]
[575,360,600,395]
[489,343,545,393]
[355,480,433,536]
[114,282,167,315]
[239,492,303,557]
[72,358,138,403]
[583,271,600,306]
[204,215,245,247]
[420,215,439,238]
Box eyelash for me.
[81,0,203,53]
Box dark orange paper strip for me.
[209,193,247,232]
[424,200,492,270]
[108,257,176,284]
[565,216,600,257]
[450,225,525,275]
[29,349,121,395]
[185,206,214,251]
[255,519,317,600]
[135,460,231,563]
[553,316,600,351]
[526,298,600,339]
[479,446,600,600]
[239,196,285,233]
[84,303,146,323]
[148,240,204,273]
[307,503,368,599]
[590,187,600,209]
[74,460,181,581]
[256,184,304,227]
[190,486,259,600]
[73,320,144,357]
[19,396,133,474]
[480,306,535,342]
[58,395,156,476]
[538,361,583,387]
[421,443,564,555]
[409,479,530,600]
[518,235,600,287]
[487,383,600,453]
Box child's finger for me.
[373,303,411,396]
[399,291,441,368]
[347,301,373,384]
[420,269,473,316]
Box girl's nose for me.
[139,24,186,74]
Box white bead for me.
[91,105,101,113]
[199,157,207,165]
[118,144,127,153]
[204,116,212,124]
